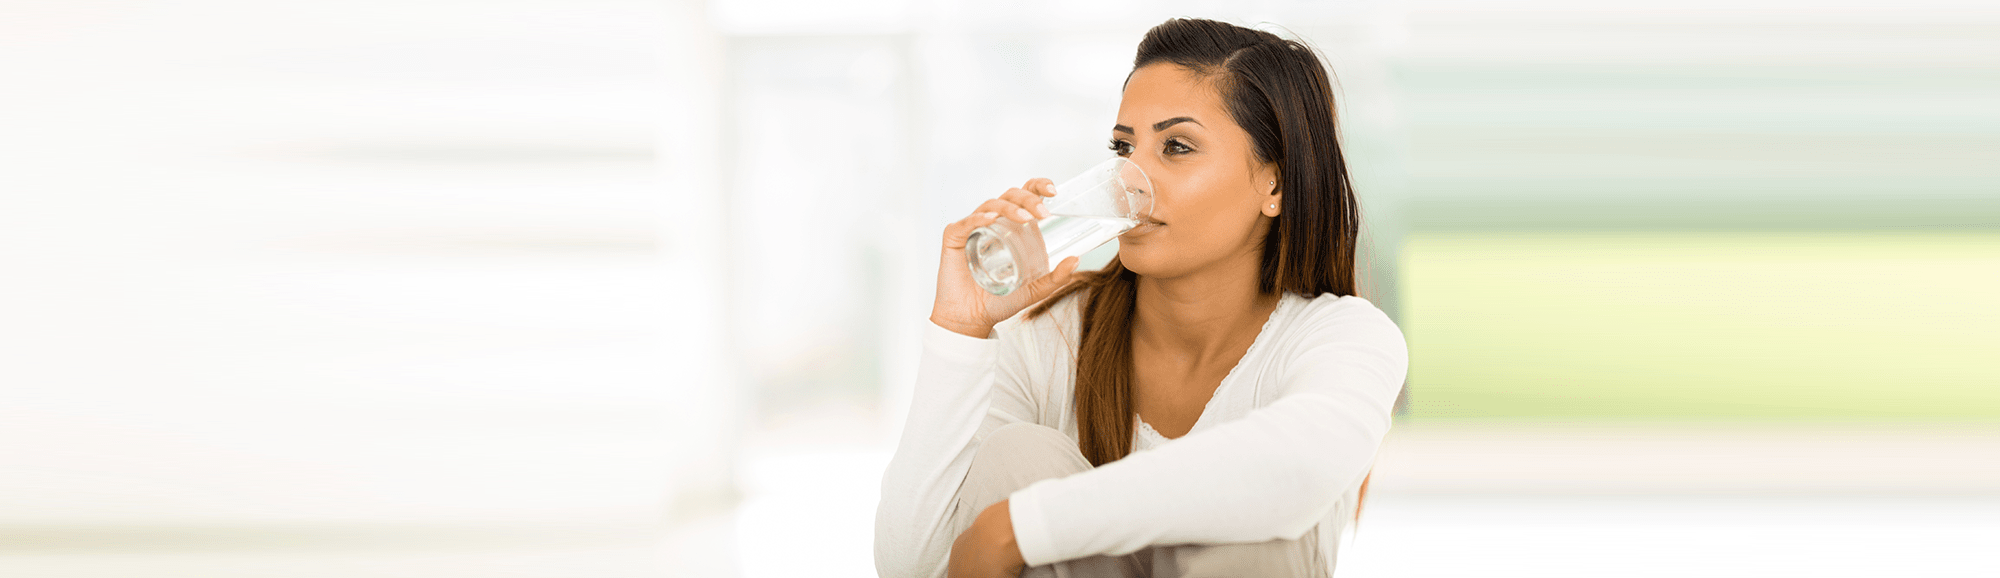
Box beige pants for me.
[950,422,1322,578]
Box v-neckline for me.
[1133,292,1296,442]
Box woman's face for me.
[1111,63,1279,282]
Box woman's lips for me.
[1125,220,1165,236]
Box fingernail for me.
[1015,208,1034,221]
[979,211,998,219]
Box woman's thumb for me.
[1022,256,1080,301]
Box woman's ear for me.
[1260,166,1282,217]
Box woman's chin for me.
[1115,245,1165,277]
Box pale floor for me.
[680,419,2000,577]
[8,419,1997,576]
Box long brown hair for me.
[1026,18,1361,470]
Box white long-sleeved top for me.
[873,290,1409,577]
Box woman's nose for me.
[1136,158,1168,196]
[1123,157,1163,215]
[1129,157,1161,182]
[1128,158,1163,193]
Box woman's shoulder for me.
[1289,291,1385,317]
[1274,291,1406,349]
[1262,292,1410,396]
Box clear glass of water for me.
[965,157,1153,295]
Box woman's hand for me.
[931,178,1081,339]
[948,499,1027,578]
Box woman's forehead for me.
[1118,64,1226,128]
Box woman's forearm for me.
[875,320,1003,577]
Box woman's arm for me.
[1003,298,1408,566]
[874,315,1053,578]
[877,180,1073,578]
[875,321,1001,578]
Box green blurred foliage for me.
[1401,231,2000,420]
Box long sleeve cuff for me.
[921,319,999,366]
[1007,481,1061,567]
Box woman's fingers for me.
[998,187,1050,219]
[1018,256,1079,302]
[1022,178,1056,197]
[975,197,1038,223]
[942,211,1001,250]
[942,182,1055,254]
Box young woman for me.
[876,18,1409,578]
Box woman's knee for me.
[952,423,1089,537]
[979,423,1089,475]
[985,422,1072,454]
[962,424,1089,501]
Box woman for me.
[875,18,1408,578]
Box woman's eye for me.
[1108,140,1134,156]
[1164,138,1192,155]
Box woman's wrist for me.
[985,500,1024,568]
[929,313,993,339]
[949,499,1025,577]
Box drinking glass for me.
[964,157,1153,295]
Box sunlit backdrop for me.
[2,0,1995,576]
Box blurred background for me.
[2,0,1995,576]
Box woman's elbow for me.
[1281,458,1353,535]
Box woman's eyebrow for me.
[1113,117,1202,135]
[1152,116,1201,131]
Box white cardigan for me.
[874,290,1409,577]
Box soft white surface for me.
[1336,495,2000,577]
[725,425,2000,578]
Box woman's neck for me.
[1131,257,1281,364]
